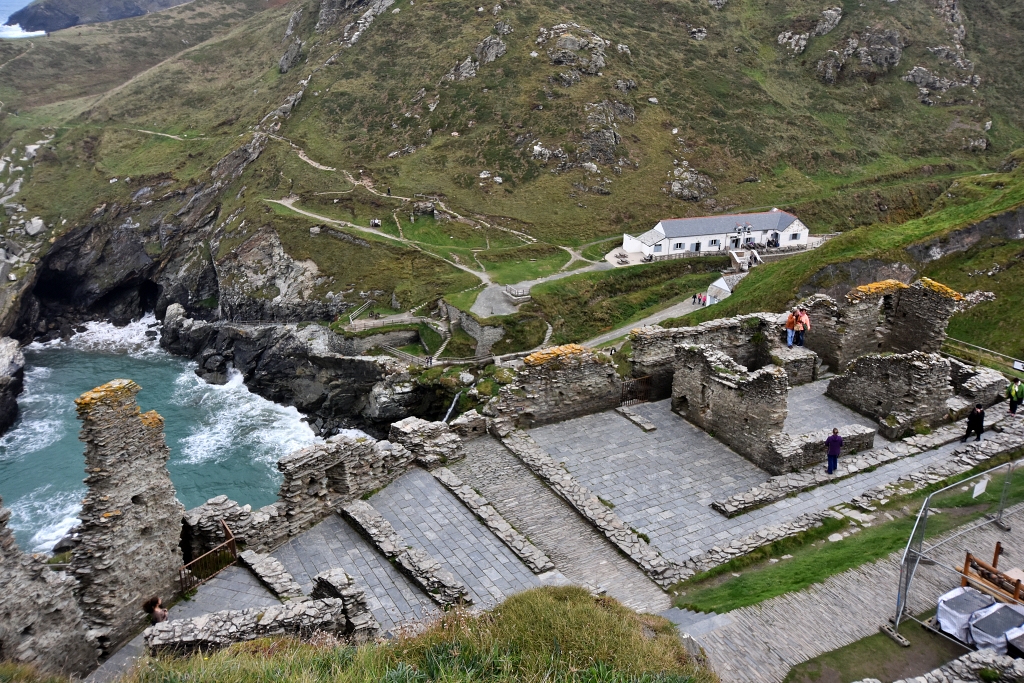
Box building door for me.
[730,237,740,248]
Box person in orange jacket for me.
[785,309,798,348]
[795,307,811,346]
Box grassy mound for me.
[96,587,713,683]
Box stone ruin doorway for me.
[620,376,651,407]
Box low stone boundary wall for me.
[389,417,464,469]
[308,569,379,644]
[762,424,876,475]
[853,648,1024,683]
[238,550,304,599]
[341,500,471,606]
[145,599,347,655]
[431,467,554,573]
[500,430,686,587]
[711,418,991,517]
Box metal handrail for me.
[945,337,1022,364]
[348,299,376,324]
[178,520,237,594]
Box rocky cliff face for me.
[7,0,190,33]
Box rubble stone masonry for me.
[69,379,186,654]
[672,345,789,470]
[826,352,953,439]
[0,498,96,676]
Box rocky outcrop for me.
[668,167,717,201]
[777,7,842,55]
[279,38,303,74]
[905,205,1024,264]
[284,9,303,39]
[0,337,24,435]
[145,599,349,655]
[816,28,904,84]
[537,23,609,86]
[475,35,507,64]
[0,497,96,677]
[161,305,443,434]
[341,500,470,606]
[316,0,369,33]
[7,0,189,32]
[69,380,186,654]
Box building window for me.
[654,244,663,252]
[790,232,801,241]
[708,239,719,246]
[673,242,684,250]
[691,243,701,252]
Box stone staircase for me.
[660,607,731,637]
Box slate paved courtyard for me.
[529,398,962,563]
[783,378,888,446]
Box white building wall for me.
[622,233,652,255]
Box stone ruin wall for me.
[184,434,417,557]
[0,498,97,677]
[69,380,186,654]
[671,344,789,469]
[631,313,773,399]
[442,301,505,356]
[485,345,621,430]
[800,279,961,371]
[825,352,954,439]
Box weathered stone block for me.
[389,416,463,469]
[449,410,487,439]
[949,358,1006,408]
[769,345,820,386]
[238,550,304,599]
[309,569,379,644]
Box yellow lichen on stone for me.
[75,379,141,414]
[851,280,910,298]
[524,344,590,366]
[139,410,164,428]
[918,277,964,300]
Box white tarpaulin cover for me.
[969,603,1024,654]
[937,586,995,643]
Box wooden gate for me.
[620,376,651,407]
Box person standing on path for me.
[962,404,985,442]
[795,307,810,347]
[785,308,798,348]
[825,428,843,475]
[692,293,698,305]
[1007,378,1024,416]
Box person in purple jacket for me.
[825,428,843,475]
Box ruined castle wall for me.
[69,380,186,654]
[671,345,789,469]
[0,499,96,677]
[888,279,961,355]
[443,302,504,356]
[184,435,414,555]
[825,352,953,439]
[632,314,776,399]
[336,329,420,356]
[487,345,621,429]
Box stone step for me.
[660,606,731,637]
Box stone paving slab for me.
[528,399,966,564]
[451,436,671,613]
[783,379,887,446]
[272,514,441,633]
[370,468,543,610]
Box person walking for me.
[962,404,986,442]
[692,293,698,305]
[1007,378,1024,416]
[825,428,843,475]
[785,308,798,348]
[795,307,810,347]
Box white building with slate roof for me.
[622,208,808,260]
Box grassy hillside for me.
[1,0,1024,350]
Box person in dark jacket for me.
[825,428,843,475]
[962,404,985,443]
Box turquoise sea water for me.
[0,316,319,552]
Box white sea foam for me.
[7,485,83,553]
[0,366,65,459]
[30,313,163,357]
[174,368,318,467]
[0,24,45,39]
